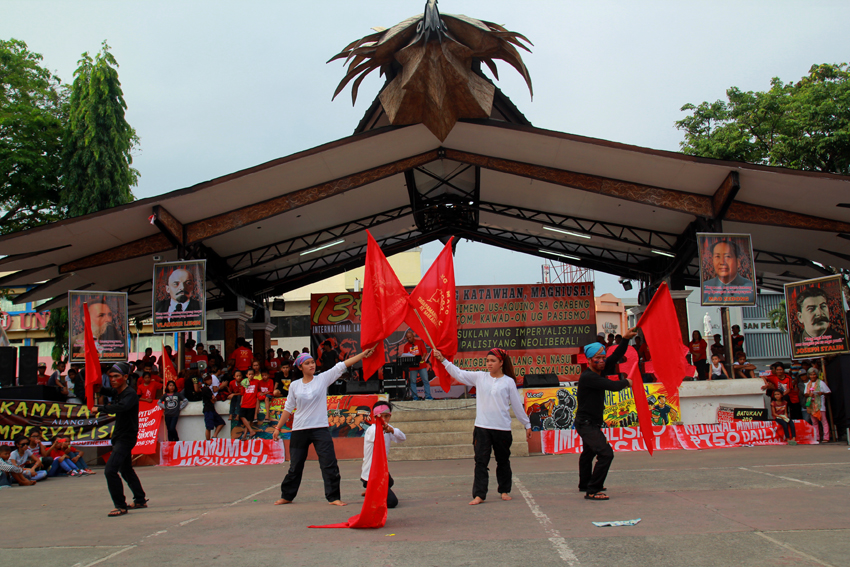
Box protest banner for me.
[132,401,163,455]
[697,233,757,306]
[159,438,286,467]
[783,275,849,359]
[264,394,384,440]
[523,384,680,430]
[68,291,129,363]
[152,260,206,333]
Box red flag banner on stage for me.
[361,231,410,381]
[405,238,457,392]
[161,340,178,385]
[83,302,101,410]
[310,416,389,529]
[637,283,690,393]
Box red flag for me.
[637,283,690,394]
[161,341,178,385]
[83,302,101,410]
[626,362,655,456]
[404,238,457,392]
[360,231,410,381]
[310,416,389,529]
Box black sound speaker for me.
[17,346,39,386]
[382,363,398,380]
[346,379,381,394]
[0,347,16,388]
[524,373,560,388]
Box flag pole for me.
[412,308,437,350]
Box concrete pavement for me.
[2,444,849,567]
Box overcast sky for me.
[4,0,848,297]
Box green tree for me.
[45,304,69,363]
[0,38,66,234]
[768,300,787,333]
[676,63,850,175]
[62,41,138,217]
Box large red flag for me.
[637,283,691,394]
[161,340,178,385]
[310,416,389,529]
[404,238,457,392]
[615,345,655,455]
[82,303,101,410]
[360,231,410,381]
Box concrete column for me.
[218,311,251,361]
[248,322,277,363]
[669,290,693,346]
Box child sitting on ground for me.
[360,400,406,508]
[0,444,35,487]
[770,389,797,445]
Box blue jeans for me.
[24,469,48,481]
[409,368,431,399]
[48,457,81,476]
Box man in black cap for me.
[95,362,147,517]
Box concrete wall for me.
[678,379,766,424]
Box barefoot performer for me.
[432,347,531,505]
[272,347,377,506]
[576,327,638,501]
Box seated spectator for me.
[709,354,729,380]
[208,366,221,393]
[141,347,157,368]
[201,374,225,440]
[62,440,94,475]
[158,381,189,442]
[27,430,52,470]
[44,438,88,476]
[136,372,161,403]
[770,390,796,444]
[273,362,292,397]
[214,378,231,402]
[66,367,85,404]
[10,435,47,482]
[733,351,756,379]
[761,361,791,397]
[0,444,35,487]
[47,360,69,395]
[36,362,50,385]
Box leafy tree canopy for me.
[676,63,850,175]
[0,38,66,234]
[62,41,138,217]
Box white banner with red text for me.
[159,438,287,466]
[132,401,163,455]
[541,421,817,454]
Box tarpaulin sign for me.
[159,438,286,466]
[132,401,163,455]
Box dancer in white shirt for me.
[272,347,376,506]
[432,347,531,505]
[360,400,406,508]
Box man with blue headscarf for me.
[575,327,638,501]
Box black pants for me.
[164,414,180,441]
[775,418,797,440]
[577,423,614,494]
[280,427,341,502]
[472,426,512,500]
[361,475,398,508]
[105,439,146,509]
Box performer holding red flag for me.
[576,327,638,501]
[272,347,376,507]
[360,231,410,382]
[432,347,531,505]
[405,238,457,392]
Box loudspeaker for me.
[346,379,381,394]
[0,347,16,387]
[382,363,398,381]
[18,346,39,386]
[524,373,560,388]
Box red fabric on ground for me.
[361,231,410,382]
[404,238,457,392]
[309,416,389,529]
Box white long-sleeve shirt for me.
[442,360,531,432]
[284,362,347,431]
[361,423,406,480]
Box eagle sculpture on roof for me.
[330,0,533,141]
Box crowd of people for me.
[0,429,95,488]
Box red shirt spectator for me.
[37,364,49,385]
[184,348,196,368]
[137,379,161,401]
[257,376,275,401]
[401,336,428,370]
[233,345,253,372]
[241,379,260,409]
[229,379,245,397]
[689,338,707,362]
[268,357,281,373]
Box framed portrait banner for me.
[783,275,849,359]
[697,233,757,307]
[69,291,129,363]
[152,260,206,333]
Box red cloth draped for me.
[404,238,457,392]
[83,303,102,410]
[627,362,655,456]
[310,417,389,529]
[360,231,410,381]
[637,283,691,393]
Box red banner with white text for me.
[132,401,163,455]
[159,438,287,466]
[541,421,817,454]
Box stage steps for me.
[386,399,529,461]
